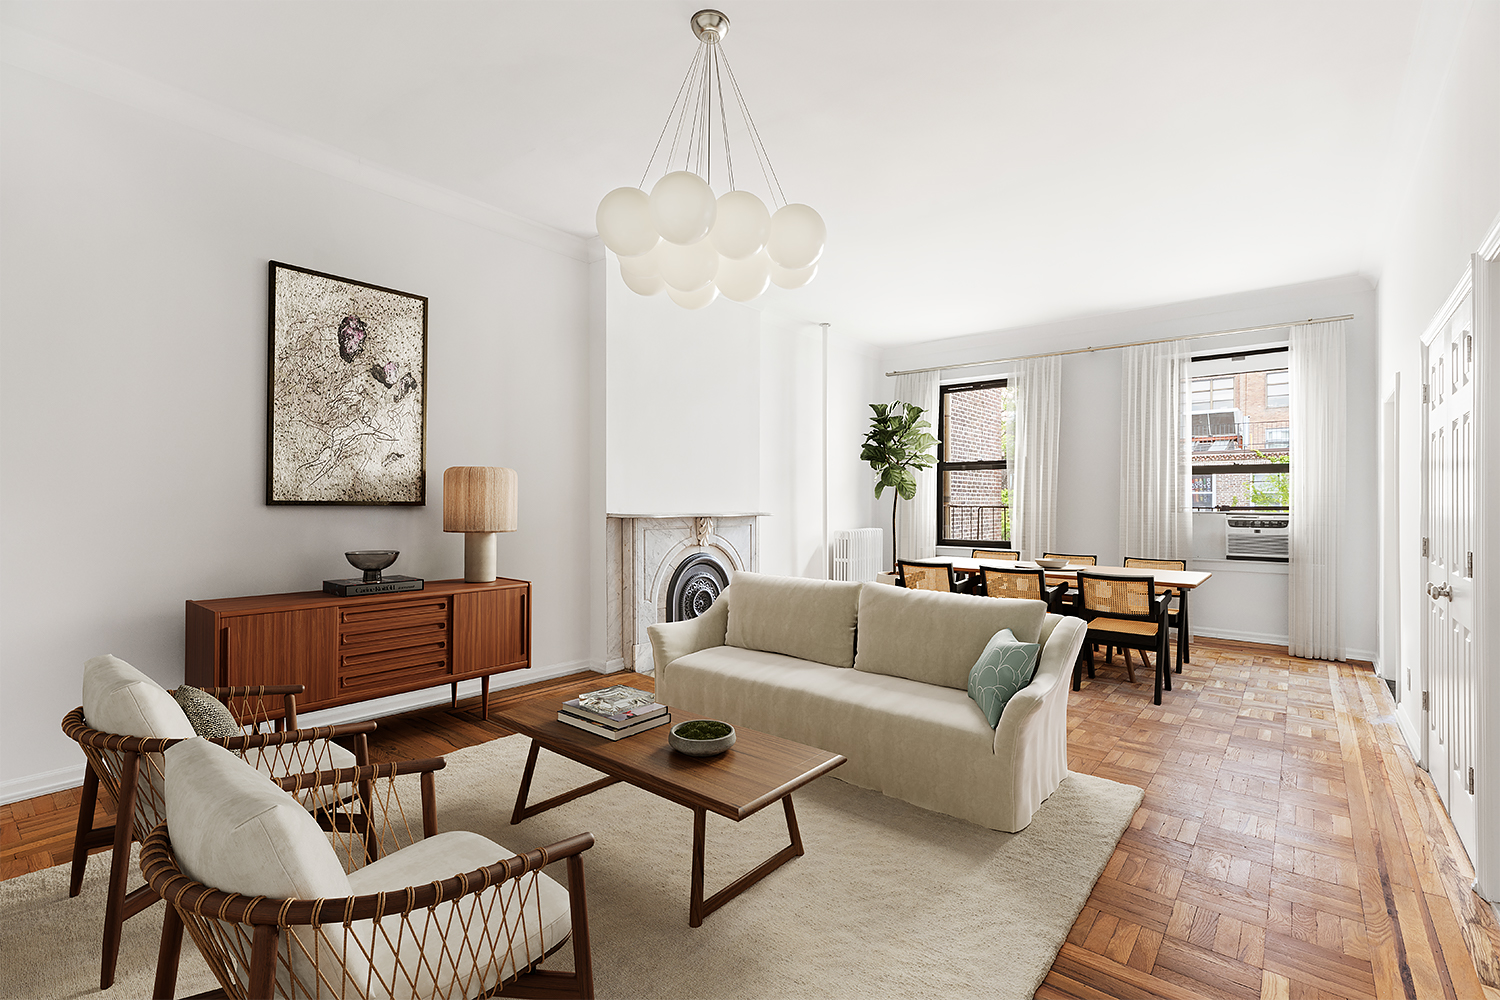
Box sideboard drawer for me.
[338,597,451,695]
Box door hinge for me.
[1423,383,1430,404]
[1469,767,1475,795]
[1422,537,1429,557]
[1467,334,1473,363]
[1467,551,1474,577]
[1422,691,1429,711]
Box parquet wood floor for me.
[7,641,1498,999]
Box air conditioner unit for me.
[1226,517,1290,561]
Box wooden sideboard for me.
[185,578,530,720]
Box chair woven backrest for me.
[1043,553,1097,566]
[140,759,596,1000]
[898,562,951,592]
[972,549,1020,560]
[1077,572,1156,618]
[1123,557,1186,571]
[63,689,358,842]
[982,567,1047,599]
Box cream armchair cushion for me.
[82,654,195,739]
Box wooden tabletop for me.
[935,558,1213,590]
[492,696,846,822]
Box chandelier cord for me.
[713,43,736,191]
[641,43,705,189]
[720,50,787,209]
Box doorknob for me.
[1427,582,1453,600]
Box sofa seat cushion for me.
[724,571,862,668]
[852,584,1048,690]
[667,646,1016,816]
[346,831,573,1000]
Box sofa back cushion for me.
[853,584,1048,690]
[725,572,862,668]
[82,654,196,739]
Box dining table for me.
[921,556,1214,674]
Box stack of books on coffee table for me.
[557,685,670,741]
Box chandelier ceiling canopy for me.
[596,9,826,310]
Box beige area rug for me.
[1,735,1141,1000]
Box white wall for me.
[0,66,595,799]
[603,266,761,515]
[1376,0,1500,722]
[882,275,1380,659]
[603,265,887,581]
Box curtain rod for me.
[884,314,1354,377]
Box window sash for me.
[937,379,1010,546]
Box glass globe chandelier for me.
[596,9,826,310]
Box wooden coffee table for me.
[492,696,846,926]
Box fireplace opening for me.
[667,553,729,622]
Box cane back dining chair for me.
[144,738,596,1000]
[971,549,1021,561]
[1072,570,1173,705]
[979,566,1068,612]
[1124,556,1189,674]
[62,654,374,989]
[1040,552,1097,610]
[896,560,958,592]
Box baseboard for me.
[1191,629,1377,665]
[0,659,602,806]
[1192,626,1289,648]
[1395,709,1424,764]
[0,763,87,806]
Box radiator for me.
[831,528,884,582]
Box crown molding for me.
[0,26,592,263]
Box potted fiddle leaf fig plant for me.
[861,401,939,566]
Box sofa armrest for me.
[990,615,1087,828]
[647,588,730,696]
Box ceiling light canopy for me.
[596,9,825,309]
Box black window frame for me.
[936,377,1012,548]
[1188,349,1290,514]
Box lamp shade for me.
[442,467,518,533]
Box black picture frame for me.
[266,261,428,506]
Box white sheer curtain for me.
[1288,320,1346,660]
[892,371,939,561]
[1119,341,1191,560]
[1010,355,1062,560]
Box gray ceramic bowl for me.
[1035,557,1069,569]
[668,720,736,757]
[346,550,399,572]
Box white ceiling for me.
[0,1,1456,344]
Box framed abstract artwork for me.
[266,261,428,505]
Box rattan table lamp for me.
[443,467,518,583]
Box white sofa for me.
[648,571,1087,832]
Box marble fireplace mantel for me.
[606,513,766,674]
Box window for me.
[1192,376,1234,412]
[936,379,1012,546]
[1265,369,1289,408]
[1189,355,1290,512]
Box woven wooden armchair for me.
[895,560,957,592]
[971,548,1020,561]
[63,681,374,989]
[1124,556,1188,675]
[1071,570,1172,705]
[143,747,595,1000]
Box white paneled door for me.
[1422,290,1478,858]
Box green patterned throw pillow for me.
[172,684,241,740]
[966,628,1041,728]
